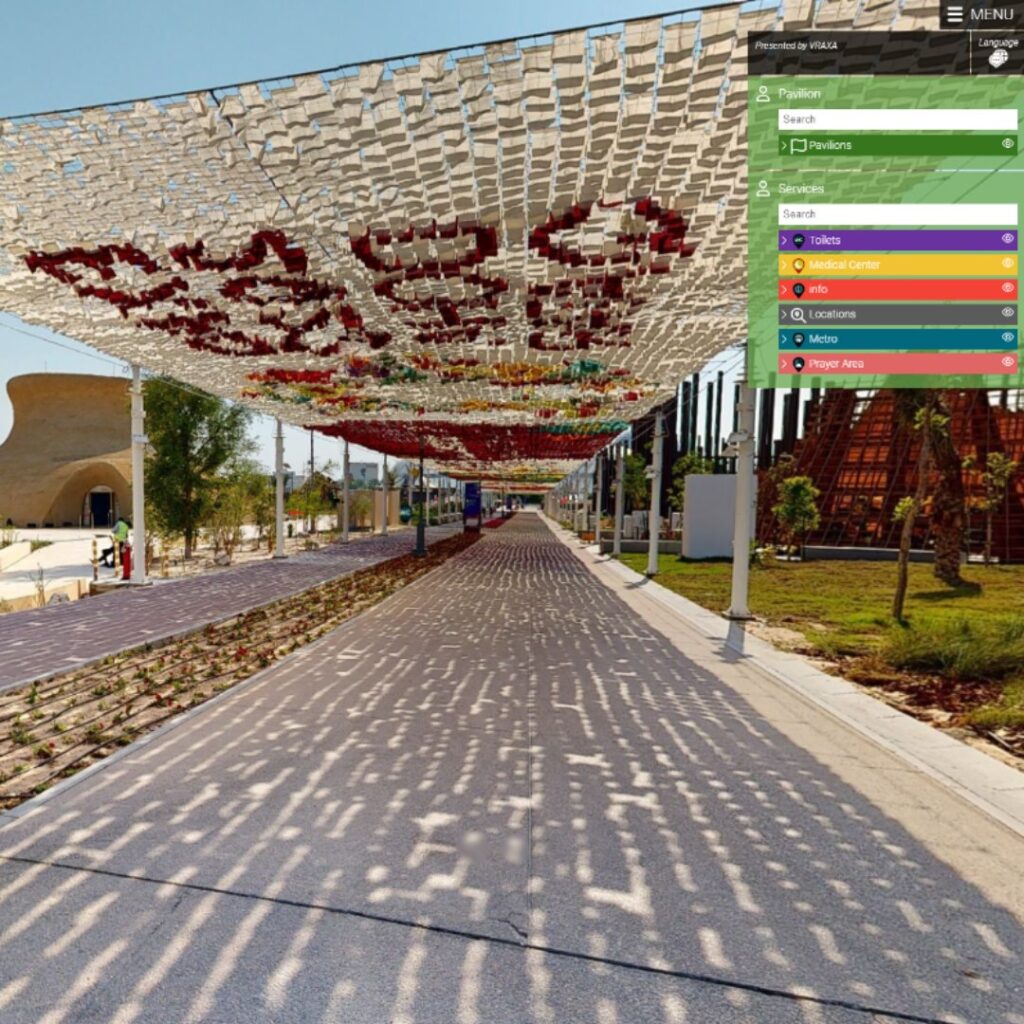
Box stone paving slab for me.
[0,514,1021,1023]
[0,525,457,694]
[559,521,1024,840]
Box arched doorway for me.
[84,486,115,528]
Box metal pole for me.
[381,454,389,536]
[130,365,147,584]
[308,428,315,535]
[274,418,286,558]
[613,448,625,557]
[594,454,603,551]
[727,381,756,620]
[415,447,427,556]
[646,412,664,577]
[342,439,350,543]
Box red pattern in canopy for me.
[320,419,618,466]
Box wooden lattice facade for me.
[756,391,1024,562]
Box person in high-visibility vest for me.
[101,516,130,567]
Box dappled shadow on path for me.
[0,515,1021,1023]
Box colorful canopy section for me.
[0,0,926,483]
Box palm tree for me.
[929,393,966,587]
[892,391,935,622]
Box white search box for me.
[778,108,1018,131]
[778,204,1018,226]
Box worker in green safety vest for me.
[101,516,131,568]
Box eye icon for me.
[1002,307,1016,318]
[1001,355,1015,368]
[1002,282,1016,294]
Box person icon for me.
[756,84,770,103]
[793,332,806,347]
[756,179,771,198]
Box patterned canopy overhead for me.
[0,0,926,482]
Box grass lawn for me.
[619,553,1024,734]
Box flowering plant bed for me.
[483,515,514,529]
[0,532,478,810]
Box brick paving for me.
[0,525,457,693]
[0,513,1021,1023]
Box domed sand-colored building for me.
[0,373,131,528]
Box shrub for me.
[883,615,1024,681]
[772,476,821,555]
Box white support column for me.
[594,454,603,551]
[613,448,625,557]
[274,419,286,558]
[727,381,757,620]
[381,454,389,536]
[130,365,147,584]
[342,440,351,543]
[646,412,664,577]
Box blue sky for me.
[0,0,724,468]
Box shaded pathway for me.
[0,514,1021,1023]
[0,525,458,693]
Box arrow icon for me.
[780,358,789,371]
[780,139,789,154]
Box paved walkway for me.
[0,525,457,693]
[0,514,1021,1023]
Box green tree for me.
[667,452,713,515]
[205,467,250,562]
[622,453,649,510]
[772,476,820,558]
[349,490,373,528]
[243,468,276,551]
[891,393,943,621]
[144,379,253,559]
[928,393,966,587]
[979,452,1019,566]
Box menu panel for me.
[748,37,1024,389]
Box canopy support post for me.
[130,365,147,583]
[646,412,664,577]
[342,440,350,544]
[727,381,756,620]
[415,445,427,557]
[274,419,286,558]
[613,448,624,557]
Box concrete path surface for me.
[0,513,1021,1023]
[0,532,110,609]
[0,524,458,694]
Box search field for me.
[778,108,1018,131]
[778,204,1018,226]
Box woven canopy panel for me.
[0,0,920,481]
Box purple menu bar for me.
[778,229,1018,251]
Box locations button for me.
[779,303,1017,326]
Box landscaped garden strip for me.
[0,532,479,810]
